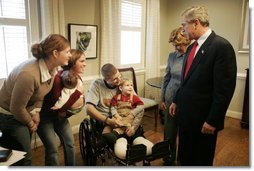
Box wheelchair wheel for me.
[79,118,97,165]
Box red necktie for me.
[184,41,198,78]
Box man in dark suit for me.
[169,5,237,166]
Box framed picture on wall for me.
[238,0,249,54]
[68,23,98,59]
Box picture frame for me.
[68,23,98,59]
[238,0,249,54]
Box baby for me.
[51,70,83,112]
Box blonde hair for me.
[119,79,133,87]
[169,27,191,45]
[118,79,133,95]
[181,5,209,27]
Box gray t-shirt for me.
[86,78,118,116]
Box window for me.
[0,0,39,79]
[120,0,146,68]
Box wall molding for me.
[133,67,248,85]
[237,72,247,80]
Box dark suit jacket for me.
[174,31,237,132]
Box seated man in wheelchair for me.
[86,64,152,158]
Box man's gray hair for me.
[181,5,209,27]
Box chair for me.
[118,67,159,127]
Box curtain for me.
[144,0,160,100]
[40,0,66,37]
[100,0,121,67]
[100,0,161,101]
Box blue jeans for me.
[0,113,32,166]
[37,115,75,166]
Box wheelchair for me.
[79,117,172,166]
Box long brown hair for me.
[31,34,70,60]
[62,49,85,70]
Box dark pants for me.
[178,129,217,166]
[0,113,32,166]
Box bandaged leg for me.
[114,137,128,159]
[133,136,154,155]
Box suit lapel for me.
[182,31,216,83]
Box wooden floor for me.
[31,115,249,166]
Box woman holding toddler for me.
[37,49,86,166]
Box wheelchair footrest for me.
[115,144,147,165]
[146,140,171,162]
[126,144,147,163]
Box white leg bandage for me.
[133,136,154,155]
[114,137,128,159]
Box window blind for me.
[0,0,28,78]
[121,0,141,27]
[120,0,143,66]
[1,0,26,19]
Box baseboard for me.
[226,110,242,119]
